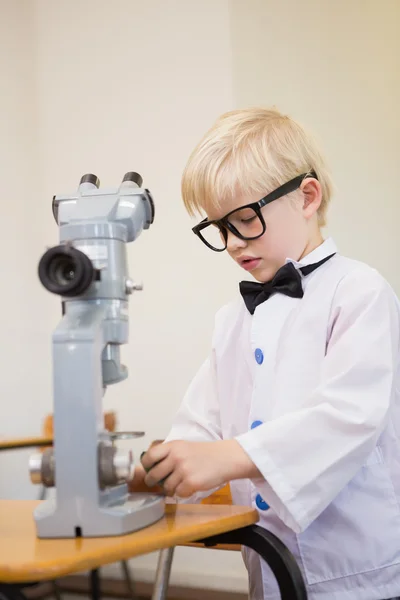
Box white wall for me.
[231,0,400,292]
[0,0,48,496]
[0,0,399,594]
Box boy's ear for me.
[300,178,322,219]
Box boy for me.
[140,108,400,600]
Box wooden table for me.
[0,500,307,600]
[0,500,256,584]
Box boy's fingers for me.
[141,443,169,470]
[162,471,183,497]
[175,480,193,498]
[144,455,174,487]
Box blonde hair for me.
[181,107,333,227]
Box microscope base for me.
[33,492,165,539]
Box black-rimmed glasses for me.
[192,171,317,252]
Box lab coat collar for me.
[285,237,338,270]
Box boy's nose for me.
[226,229,247,253]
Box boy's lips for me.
[238,256,261,271]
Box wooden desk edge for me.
[0,505,258,583]
[0,437,53,451]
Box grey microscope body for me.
[30,172,165,538]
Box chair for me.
[149,483,240,600]
[38,411,138,600]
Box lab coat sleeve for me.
[164,349,222,444]
[235,267,400,533]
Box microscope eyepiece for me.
[80,173,100,188]
[123,172,143,187]
[38,245,96,297]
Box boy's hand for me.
[141,439,260,498]
[127,463,165,495]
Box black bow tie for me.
[239,253,335,315]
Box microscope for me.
[29,172,165,538]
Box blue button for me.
[255,494,269,511]
[251,420,263,429]
[255,348,264,364]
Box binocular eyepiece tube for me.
[42,171,154,298]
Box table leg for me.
[120,560,139,600]
[197,524,307,600]
[90,569,101,600]
[151,548,175,600]
[52,580,62,600]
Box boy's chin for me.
[251,265,276,283]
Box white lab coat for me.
[165,238,400,600]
